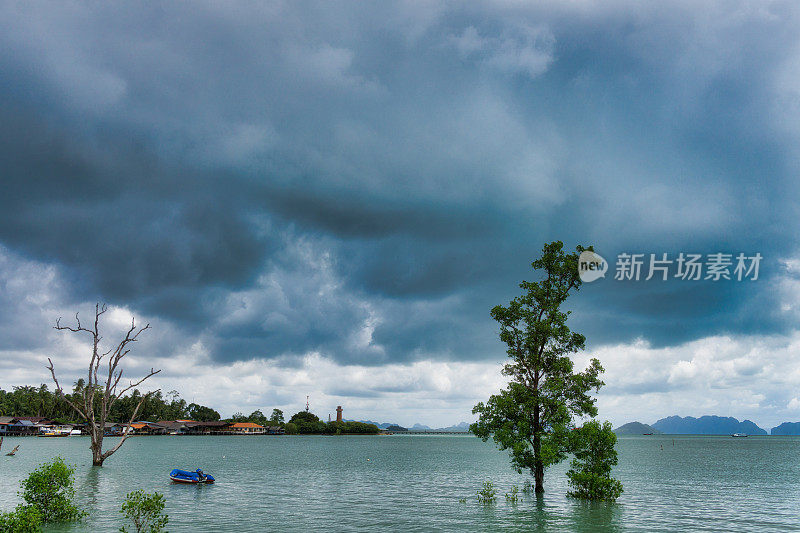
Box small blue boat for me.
[169,468,215,484]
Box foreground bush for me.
[0,506,41,533]
[120,490,168,533]
[566,420,623,501]
[0,457,84,532]
[19,457,85,523]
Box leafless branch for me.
[46,358,88,421]
[103,389,158,460]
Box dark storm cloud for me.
[1,1,799,365]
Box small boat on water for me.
[169,469,215,484]
[731,433,748,437]
[37,431,70,437]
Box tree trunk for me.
[534,460,544,494]
[91,429,104,466]
[533,401,544,494]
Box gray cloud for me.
[0,1,799,370]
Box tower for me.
[336,406,343,423]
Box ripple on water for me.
[0,434,797,532]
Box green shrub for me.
[19,457,85,523]
[0,505,42,533]
[284,422,298,435]
[476,481,497,504]
[505,485,520,503]
[566,420,624,501]
[120,490,168,533]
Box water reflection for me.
[567,499,623,532]
[75,466,101,509]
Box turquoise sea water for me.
[0,434,798,532]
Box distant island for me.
[613,422,661,435]
[650,416,767,435]
[613,415,792,435]
[770,422,800,435]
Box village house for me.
[227,422,266,434]
[0,417,40,436]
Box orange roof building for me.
[228,422,265,434]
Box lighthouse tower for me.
[336,406,343,423]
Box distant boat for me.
[37,431,70,437]
[38,426,72,437]
[169,469,215,484]
[643,433,653,435]
[6,445,19,456]
[731,433,748,437]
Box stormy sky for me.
[2,1,800,428]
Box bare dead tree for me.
[46,303,160,466]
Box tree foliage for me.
[471,241,605,494]
[323,421,379,435]
[0,384,218,424]
[119,490,168,533]
[19,457,85,524]
[287,412,379,434]
[0,457,85,531]
[0,506,41,533]
[270,409,284,424]
[289,411,326,434]
[566,420,623,501]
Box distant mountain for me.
[651,415,767,435]
[350,420,396,429]
[349,420,471,432]
[613,422,661,435]
[771,422,800,435]
[433,422,471,432]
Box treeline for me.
[0,382,221,423]
[286,411,379,435]
[0,384,377,434]
[229,409,285,427]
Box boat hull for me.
[169,469,215,484]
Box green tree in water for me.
[471,241,604,495]
[566,420,623,501]
[119,490,168,533]
[0,457,85,531]
[0,505,41,533]
[19,457,85,524]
